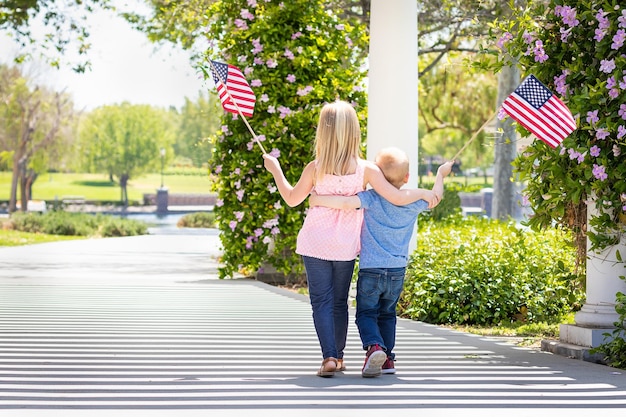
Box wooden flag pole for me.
[207,60,267,155]
[451,112,497,162]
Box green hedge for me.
[400,215,584,325]
[10,212,147,238]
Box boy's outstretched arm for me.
[309,191,361,210]
[432,160,454,202]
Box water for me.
[113,212,217,236]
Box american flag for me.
[501,74,576,148]
[210,61,256,117]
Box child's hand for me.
[438,161,454,177]
[263,154,282,176]
[309,191,319,206]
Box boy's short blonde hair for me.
[375,147,410,188]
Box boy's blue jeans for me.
[302,256,355,360]
[355,267,406,359]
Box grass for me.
[0,228,84,246]
[0,172,213,203]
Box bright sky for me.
[0,4,207,111]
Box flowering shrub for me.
[479,0,626,261]
[199,0,368,278]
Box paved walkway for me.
[1,230,626,416]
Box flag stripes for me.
[502,74,576,148]
[210,60,256,117]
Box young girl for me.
[263,100,438,377]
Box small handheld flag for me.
[207,60,266,154]
[501,74,576,148]
[210,60,256,117]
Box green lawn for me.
[0,228,85,246]
[0,172,213,203]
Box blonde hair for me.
[375,147,410,188]
[314,100,362,182]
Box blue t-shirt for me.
[357,190,429,269]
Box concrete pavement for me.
[1,228,626,416]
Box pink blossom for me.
[257,134,266,142]
[555,5,579,27]
[596,128,610,140]
[267,105,276,114]
[560,27,572,43]
[267,184,277,193]
[291,31,303,40]
[609,88,620,99]
[600,59,615,73]
[247,0,257,7]
[522,32,535,44]
[234,168,241,175]
[278,106,291,119]
[594,28,606,42]
[251,79,262,87]
[254,228,263,237]
[596,9,610,30]
[533,40,548,63]
[240,9,254,20]
[284,48,294,60]
[620,104,626,120]
[620,75,626,90]
[251,38,263,54]
[236,190,245,201]
[253,57,263,65]
[554,71,569,95]
[618,125,626,139]
[216,199,224,207]
[592,164,608,181]
[297,85,314,96]
[620,10,626,29]
[269,148,281,158]
[286,74,296,83]
[497,107,507,120]
[496,32,513,49]
[270,226,280,235]
[613,29,626,50]
[235,211,244,221]
[229,221,237,231]
[263,218,278,229]
[586,110,599,125]
[215,165,223,174]
[234,19,248,30]
[590,145,601,157]
[266,59,278,68]
[221,125,230,134]
[260,94,269,102]
[244,67,254,76]
[335,24,345,30]
[246,236,253,250]
[274,201,282,209]
[614,144,622,156]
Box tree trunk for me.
[120,173,129,207]
[492,65,520,220]
[18,158,28,212]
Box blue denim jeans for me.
[355,267,406,359]
[302,256,355,360]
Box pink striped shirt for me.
[296,159,365,261]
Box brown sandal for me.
[317,357,338,377]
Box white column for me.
[367,0,418,246]
[560,198,626,347]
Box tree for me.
[0,64,75,212]
[176,92,221,167]
[0,0,111,72]
[418,55,498,171]
[77,103,175,205]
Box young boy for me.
[310,147,453,377]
